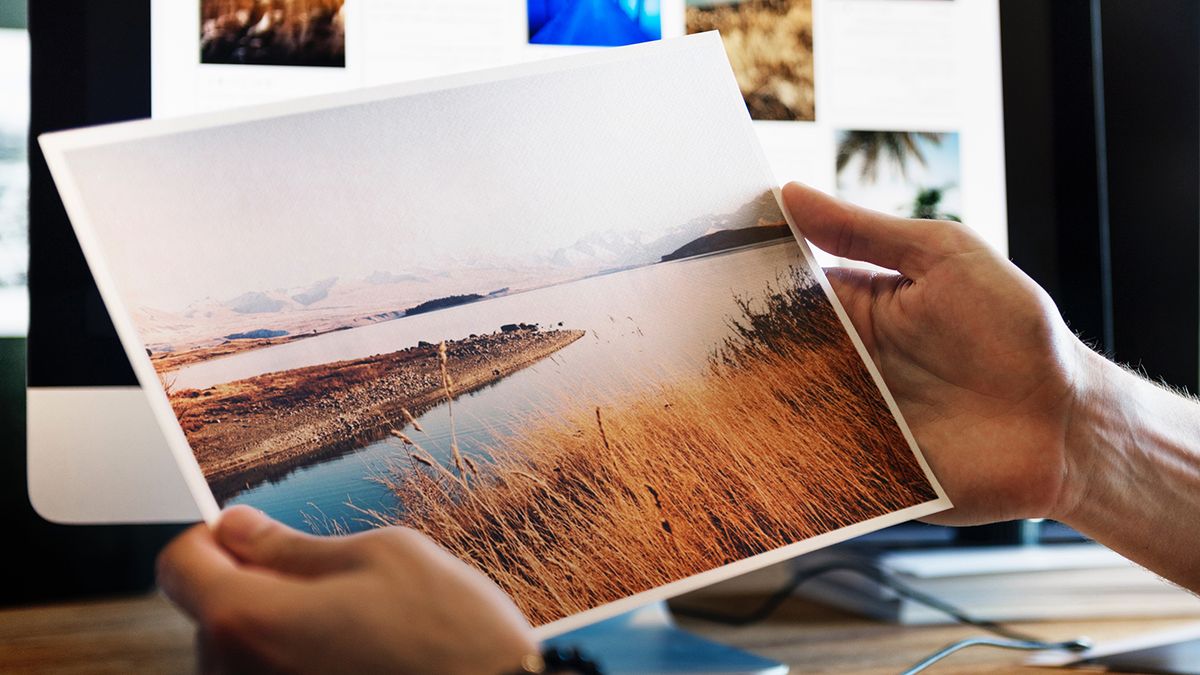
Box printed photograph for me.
[59,43,938,627]
[528,0,662,46]
[201,0,345,68]
[686,0,815,121]
[836,130,961,221]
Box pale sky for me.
[64,37,776,311]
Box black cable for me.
[671,558,1092,672]
[670,562,851,626]
[901,637,1092,675]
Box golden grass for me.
[368,269,934,626]
[687,0,815,122]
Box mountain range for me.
[133,191,787,352]
[542,190,784,271]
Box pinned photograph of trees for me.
[201,0,346,68]
[686,0,816,122]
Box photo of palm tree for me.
[836,130,961,222]
[686,0,815,122]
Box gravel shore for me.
[170,328,585,500]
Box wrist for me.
[1052,344,1134,526]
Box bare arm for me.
[782,182,1200,593]
[1063,351,1200,591]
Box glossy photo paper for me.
[41,34,948,636]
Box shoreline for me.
[152,240,798,377]
[170,327,585,501]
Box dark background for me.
[3,0,1198,604]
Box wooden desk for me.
[677,564,1199,674]
[678,594,1196,674]
[0,581,1193,674]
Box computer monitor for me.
[30,1,1177,602]
[30,0,1013,527]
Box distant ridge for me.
[404,293,486,317]
[660,223,792,263]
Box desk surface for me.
[0,583,1193,674]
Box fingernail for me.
[218,506,272,548]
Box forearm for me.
[1057,346,1200,592]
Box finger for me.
[783,182,940,277]
[216,505,358,576]
[822,266,903,359]
[157,523,281,621]
[823,266,874,328]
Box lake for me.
[186,241,810,532]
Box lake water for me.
[200,241,808,532]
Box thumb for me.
[782,182,938,278]
[217,505,357,576]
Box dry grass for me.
[687,0,815,122]
[368,268,934,626]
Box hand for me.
[781,183,1094,525]
[157,506,537,675]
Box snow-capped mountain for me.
[542,190,782,272]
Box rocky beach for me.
[170,326,585,500]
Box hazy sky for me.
[64,36,777,311]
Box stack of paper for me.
[795,544,1200,624]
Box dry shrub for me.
[201,0,345,67]
[687,0,815,121]
[369,267,934,626]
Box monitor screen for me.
[150,0,1009,264]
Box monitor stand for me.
[27,386,201,523]
[545,602,787,675]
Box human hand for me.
[157,506,537,675]
[781,182,1097,526]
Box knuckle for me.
[154,545,176,584]
[833,205,859,256]
[202,600,271,646]
[366,526,429,556]
[921,218,978,252]
[203,603,250,639]
[391,526,429,546]
[154,531,194,590]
